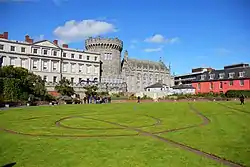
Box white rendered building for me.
[0,32,101,94]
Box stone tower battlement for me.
[85,37,123,77]
[85,37,123,52]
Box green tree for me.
[83,85,98,96]
[55,78,75,96]
[0,65,48,102]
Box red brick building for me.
[192,63,250,94]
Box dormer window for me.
[200,74,206,80]
[209,74,215,80]
[239,71,245,78]
[229,72,235,78]
[219,73,225,79]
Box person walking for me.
[240,94,245,105]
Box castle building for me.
[0,31,174,95]
[85,37,174,93]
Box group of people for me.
[83,95,111,104]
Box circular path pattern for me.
[0,103,247,167]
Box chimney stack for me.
[53,40,58,45]
[25,35,33,44]
[3,32,8,39]
[0,32,8,39]
[62,44,68,48]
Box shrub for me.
[225,90,250,98]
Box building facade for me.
[0,32,101,94]
[192,63,250,94]
[174,67,213,86]
[0,32,174,95]
[85,37,174,93]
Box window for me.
[109,54,112,60]
[43,50,48,55]
[87,65,91,73]
[219,82,223,89]
[10,46,15,51]
[79,78,82,83]
[43,76,47,82]
[21,59,26,68]
[33,60,38,69]
[71,77,74,84]
[229,80,233,86]
[43,61,48,70]
[79,64,83,72]
[63,53,66,57]
[148,88,150,91]
[94,56,97,61]
[209,74,215,80]
[198,83,201,90]
[71,54,74,58]
[63,63,67,72]
[53,62,57,71]
[53,76,57,83]
[87,56,90,60]
[229,72,235,78]
[21,47,25,53]
[210,82,213,90]
[79,55,82,59]
[239,72,245,78]
[71,63,76,73]
[94,66,98,74]
[240,80,244,86]
[0,44,3,50]
[33,48,38,54]
[53,51,57,56]
[10,57,16,66]
[219,73,224,79]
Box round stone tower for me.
[85,37,123,77]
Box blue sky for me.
[0,0,249,75]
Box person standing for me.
[137,96,141,103]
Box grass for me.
[0,101,249,167]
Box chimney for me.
[62,44,68,48]
[0,32,8,39]
[53,40,58,45]
[25,35,33,44]
[3,32,8,39]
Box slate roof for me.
[145,82,167,89]
[193,66,250,82]
[171,84,195,89]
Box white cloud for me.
[144,47,163,52]
[144,34,179,44]
[53,19,117,43]
[216,48,231,55]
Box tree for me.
[55,78,75,96]
[83,85,98,96]
[0,65,48,102]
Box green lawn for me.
[0,101,249,167]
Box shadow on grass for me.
[1,162,16,167]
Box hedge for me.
[225,90,250,98]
